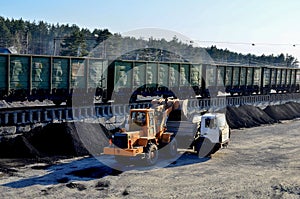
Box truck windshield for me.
[205,118,216,129]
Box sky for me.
[2,0,300,60]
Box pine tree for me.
[60,30,88,57]
[0,17,12,47]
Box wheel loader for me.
[103,98,180,165]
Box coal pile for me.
[0,122,111,158]
[226,102,300,129]
[0,135,41,158]
[225,105,276,129]
[264,102,300,121]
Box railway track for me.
[0,93,300,127]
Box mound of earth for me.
[0,135,41,158]
[225,105,275,129]
[264,102,300,121]
[0,122,111,158]
[225,102,300,129]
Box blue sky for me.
[2,0,300,60]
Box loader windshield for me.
[131,111,147,127]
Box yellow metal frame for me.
[103,146,144,156]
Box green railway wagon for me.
[107,60,200,103]
[0,55,8,100]
[224,65,260,95]
[0,53,109,105]
[0,53,300,105]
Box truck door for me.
[201,117,219,143]
[216,115,230,142]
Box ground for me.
[0,119,300,198]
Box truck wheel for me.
[195,138,214,158]
[167,138,178,158]
[145,143,158,165]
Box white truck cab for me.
[168,112,230,158]
[193,113,230,157]
[200,113,230,146]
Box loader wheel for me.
[53,100,63,106]
[145,143,158,165]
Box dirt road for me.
[0,120,300,198]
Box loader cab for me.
[128,109,156,138]
[131,111,147,127]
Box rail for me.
[1,93,300,127]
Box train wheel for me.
[53,100,62,106]
[102,98,108,104]
[66,98,72,106]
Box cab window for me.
[131,112,146,126]
[205,118,216,129]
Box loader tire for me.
[144,143,158,165]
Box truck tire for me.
[144,143,158,165]
[53,100,63,106]
[195,138,214,158]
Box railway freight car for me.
[208,64,299,96]
[0,53,107,105]
[222,65,261,95]
[262,66,300,94]
[105,60,203,103]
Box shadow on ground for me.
[2,151,210,188]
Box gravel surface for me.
[0,119,299,198]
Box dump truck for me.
[167,112,230,157]
[103,98,230,165]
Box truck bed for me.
[166,121,198,148]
